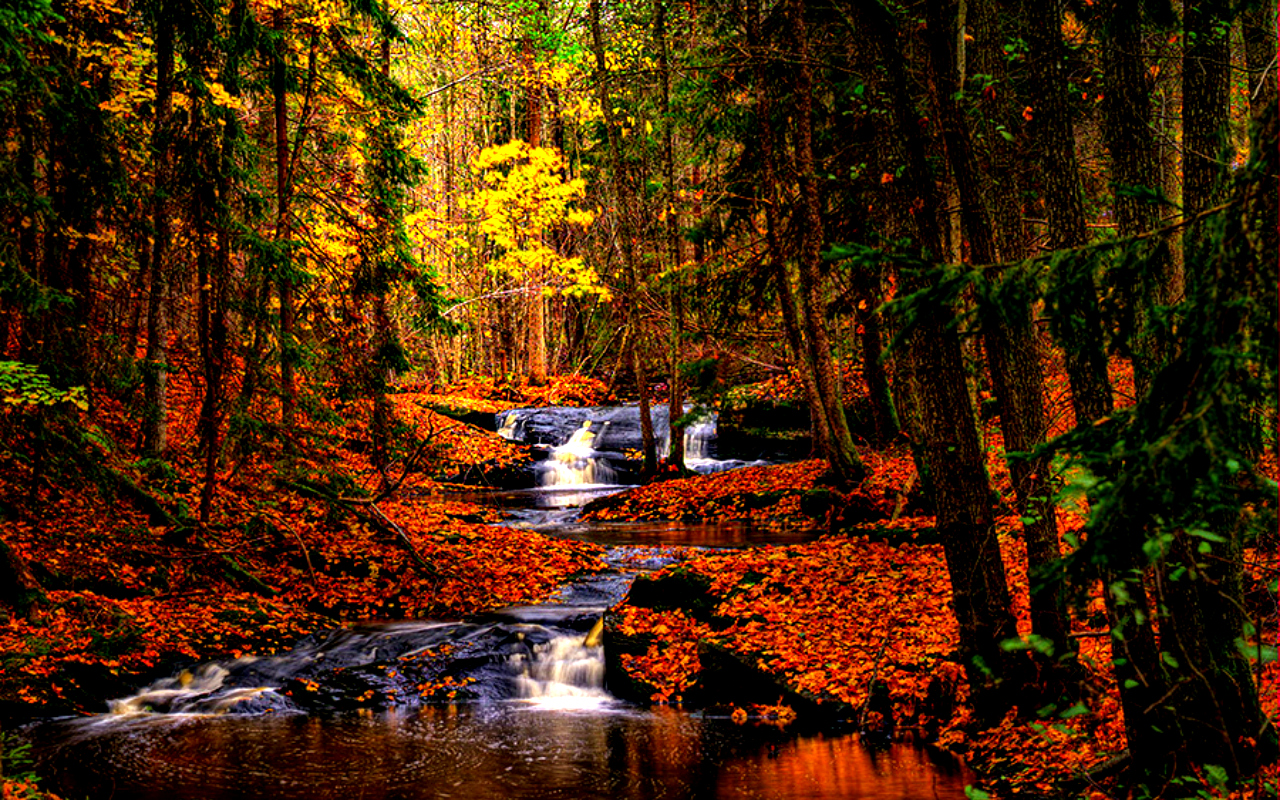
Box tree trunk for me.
[1019,0,1113,426]
[657,0,685,472]
[0,535,46,619]
[865,0,1023,720]
[1243,1,1277,123]
[957,0,1075,676]
[856,273,898,446]
[1182,0,1231,225]
[589,0,656,475]
[523,29,549,387]
[142,7,173,457]
[272,8,296,433]
[787,0,864,486]
[744,1,833,465]
[1100,6,1173,396]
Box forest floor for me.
[1,372,1276,799]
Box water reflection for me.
[31,706,971,800]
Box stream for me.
[23,406,973,799]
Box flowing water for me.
[23,406,974,799]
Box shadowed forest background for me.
[0,0,1278,797]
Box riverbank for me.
[3,377,1276,799]
[590,456,1279,799]
[0,382,610,728]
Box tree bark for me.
[272,7,296,434]
[589,0,657,475]
[787,0,864,486]
[142,6,173,457]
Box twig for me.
[368,502,435,576]
[890,470,918,522]
[276,518,316,583]
[858,630,894,730]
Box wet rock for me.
[625,567,728,628]
[424,402,498,431]
[696,640,857,723]
[601,607,658,704]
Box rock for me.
[696,640,858,723]
[625,567,728,627]
[601,607,658,704]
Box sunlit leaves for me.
[457,139,607,298]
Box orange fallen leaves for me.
[584,460,833,525]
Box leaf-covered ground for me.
[605,484,1279,798]
[0,390,602,723]
[2,361,1275,800]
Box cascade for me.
[539,420,617,487]
[510,633,608,708]
[680,417,717,461]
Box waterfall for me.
[510,632,608,708]
[682,417,717,461]
[539,421,617,487]
[497,412,520,440]
[109,663,286,716]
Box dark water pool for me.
[28,704,972,800]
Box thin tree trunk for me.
[143,7,173,457]
[788,0,864,486]
[744,1,833,464]
[589,0,656,475]
[856,273,898,446]
[272,8,296,434]
[657,0,685,471]
[524,28,549,387]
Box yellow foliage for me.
[459,140,608,299]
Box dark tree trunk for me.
[657,0,685,472]
[0,535,46,619]
[589,0,656,475]
[856,272,898,446]
[744,1,834,466]
[1243,1,1277,124]
[272,7,296,434]
[787,0,864,486]
[1182,0,1231,225]
[198,0,245,523]
[1100,5,1173,396]
[1019,0,1113,427]
[865,0,1023,720]
[958,0,1076,676]
[143,7,174,457]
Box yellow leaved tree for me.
[459,140,605,384]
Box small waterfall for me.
[497,412,522,441]
[682,417,717,461]
[511,632,608,708]
[109,663,286,716]
[539,421,617,487]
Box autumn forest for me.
[0,0,1277,797]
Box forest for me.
[0,0,1277,798]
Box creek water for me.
[23,407,974,799]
